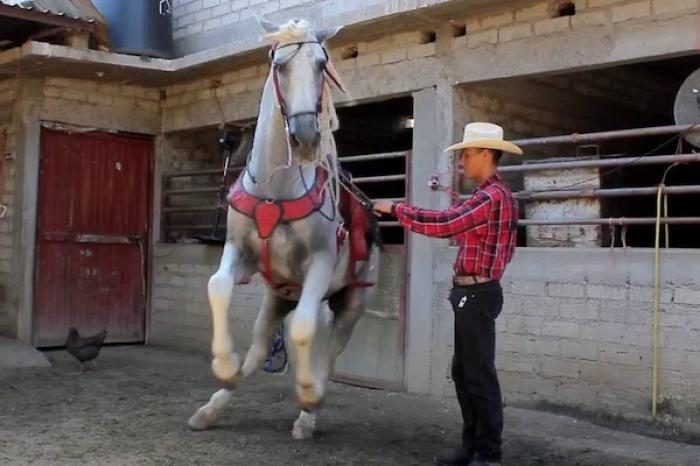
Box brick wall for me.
[0,78,17,335]
[430,247,700,419]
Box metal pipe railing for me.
[500,153,700,173]
[518,217,700,226]
[512,124,700,147]
[460,185,700,201]
[352,174,406,183]
[340,151,408,163]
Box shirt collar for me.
[477,172,502,190]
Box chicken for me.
[65,327,107,372]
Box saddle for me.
[227,167,375,293]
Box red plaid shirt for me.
[393,174,518,280]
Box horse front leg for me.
[189,288,290,431]
[290,251,334,411]
[208,241,241,387]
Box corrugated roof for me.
[0,0,101,23]
[0,0,108,50]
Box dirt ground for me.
[1,347,699,466]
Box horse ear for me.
[255,14,279,34]
[316,25,343,43]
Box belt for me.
[453,275,492,286]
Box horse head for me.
[256,16,343,163]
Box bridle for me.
[245,40,345,185]
[269,41,345,121]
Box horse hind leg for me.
[189,289,290,431]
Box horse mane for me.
[264,19,316,43]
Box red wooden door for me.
[34,129,152,346]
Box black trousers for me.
[448,280,504,462]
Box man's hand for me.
[373,200,395,217]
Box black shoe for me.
[467,453,501,466]
[434,447,473,466]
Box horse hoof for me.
[212,354,241,387]
[292,413,316,440]
[188,408,218,431]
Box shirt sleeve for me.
[392,193,492,238]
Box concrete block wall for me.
[170,0,453,56]
[452,0,698,50]
[150,243,264,353]
[41,78,161,135]
[430,247,700,419]
[161,27,437,131]
[0,79,17,335]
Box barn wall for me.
[0,79,17,336]
[150,243,264,353]
[429,247,700,421]
[170,0,460,56]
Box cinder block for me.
[612,1,651,22]
[498,23,532,42]
[558,300,599,320]
[541,358,580,379]
[543,321,579,338]
[379,48,408,64]
[515,2,552,21]
[511,280,546,296]
[547,282,585,298]
[587,284,628,301]
[629,286,673,303]
[467,30,498,48]
[60,89,87,102]
[559,341,600,361]
[599,347,646,366]
[194,8,212,22]
[407,43,436,59]
[506,316,543,335]
[392,31,423,46]
[204,17,222,31]
[533,16,571,35]
[356,52,380,67]
[481,11,514,29]
[652,0,697,14]
[674,288,700,305]
[572,10,609,27]
[589,0,627,6]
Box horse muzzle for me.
[288,113,321,157]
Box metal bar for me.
[460,185,700,201]
[352,174,406,183]
[340,151,408,163]
[500,153,700,173]
[166,225,215,231]
[163,187,219,196]
[163,166,243,178]
[512,124,700,147]
[519,217,700,226]
[378,221,400,227]
[164,206,219,213]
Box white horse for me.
[188,17,380,439]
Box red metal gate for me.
[34,129,152,346]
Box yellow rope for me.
[651,183,663,417]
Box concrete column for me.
[405,81,461,394]
[14,79,44,343]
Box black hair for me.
[489,149,503,165]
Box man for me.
[373,122,522,466]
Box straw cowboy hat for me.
[445,122,523,155]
